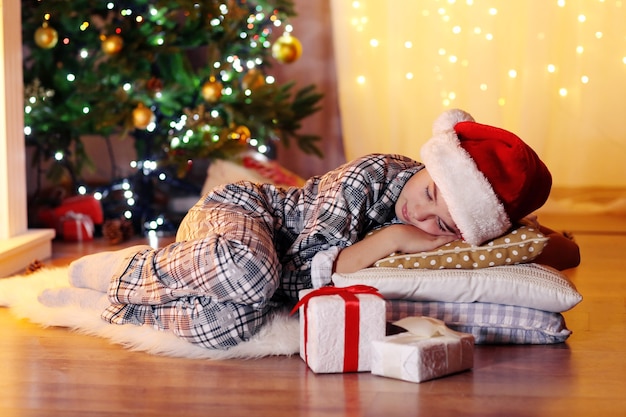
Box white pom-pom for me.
[432,109,475,134]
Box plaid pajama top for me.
[101,154,423,349]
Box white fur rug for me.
[0,267,299,359]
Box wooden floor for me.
[1,211,625,417]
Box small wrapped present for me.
[60,212,95,241]
[371,316,474,383]
[292,285,386,373]
[38,195,104,227]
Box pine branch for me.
[22,0,321,188]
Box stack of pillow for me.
[331,225,582,344]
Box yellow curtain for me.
[330,0,626,188]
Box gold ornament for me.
[101,34,124,55]
[132,103,154,130]
[34,24,58,49]
[241,68,265,90]
[201,77,223,103]
[228,125,251,142]
[272,34,302,64]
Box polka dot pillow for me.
[369,225,548,269]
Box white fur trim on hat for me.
[420,110,511,245]
[432,109,475,134]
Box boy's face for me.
[395,168,461,238]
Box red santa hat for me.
[420,109,552,246]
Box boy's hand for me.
[333,224,458,274]
[382,224,458,254]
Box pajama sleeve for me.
[279,154,422,298]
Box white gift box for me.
[371,316,474,383]
[294,286,386,373]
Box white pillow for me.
[331,263,582,313]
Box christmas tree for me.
[22,0,322,235]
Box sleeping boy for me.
[41,109,580,349]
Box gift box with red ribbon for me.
[371,316,474,383]
[291,285,386,373]
[38,195,103,237]
[60,212,95,241]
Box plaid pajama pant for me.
[102,194,282,349]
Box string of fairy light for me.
[347,0,625,108]
[24,1,304,235]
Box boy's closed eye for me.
[426,184,457,235]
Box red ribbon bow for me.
[291,285,383,372]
